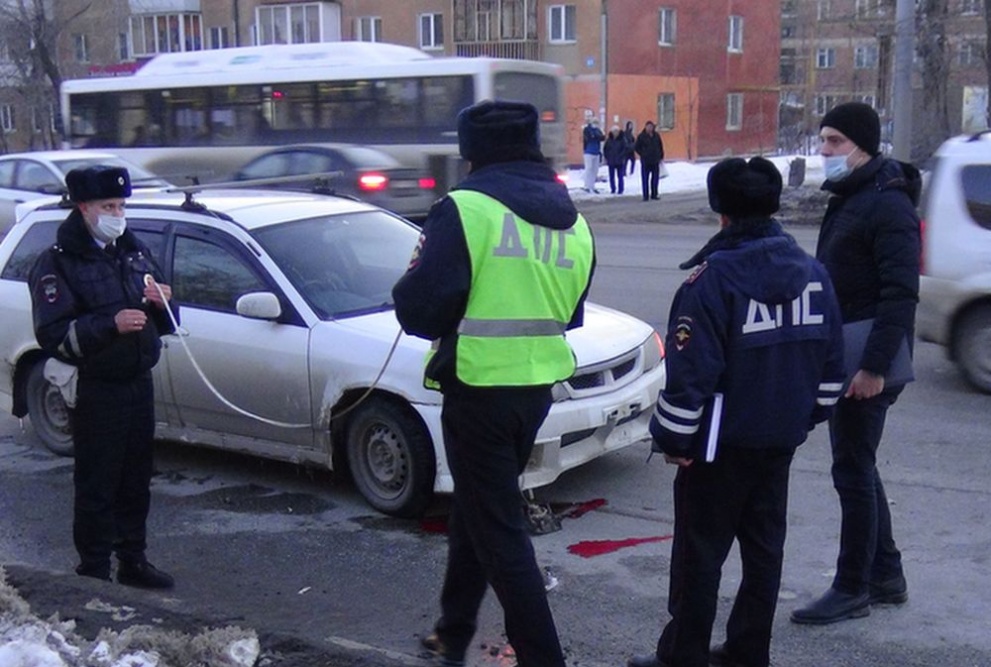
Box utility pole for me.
[600,0,608,125]
[891,0,915,161]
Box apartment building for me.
[780,0,988,158]
[1,0,779,164]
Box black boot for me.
[117,559,174,590]
[869,574,908,605]
[790,587,870,624]
[75,562,111,582]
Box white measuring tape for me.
[148,274,403,429]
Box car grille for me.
[559,349,642,399]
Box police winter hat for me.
[458,100,543,168]
[707,156,782,218]
[66,166,132,203]
[820,102,881,156]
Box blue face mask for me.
[823,154,853,182]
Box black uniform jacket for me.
[816,156,921,378]
[392,159,596,392]
[29,210,178,382]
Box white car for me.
[0,150,171,234]
[0,189,666,516]
[917,132,991,393]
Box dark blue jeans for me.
[657,447,794,667]
[434,386,565,667]
[641,163,660,199]
[72,374,155,573]
[829,386,905,594]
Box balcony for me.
[455,40,540,61]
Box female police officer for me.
[29,165,178,589]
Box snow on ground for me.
[0,567,259,667]
[564,154,825,200]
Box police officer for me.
[29,166,178,589]
[628,157,845,667]
[393,100,595,667]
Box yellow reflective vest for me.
[428,189,593,388]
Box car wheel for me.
[345,397,436,518]
[954,305,991,394]
[25,361,75,456]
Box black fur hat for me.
[820,102,881,156]
[707,156,782,218]
[65,166,132,203]
[457,100,543,168]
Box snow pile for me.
[0,567,260,667]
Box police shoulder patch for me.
[685,261,708,285]
[407,232,426,269]
[39,274,60,304]
[673,315,693,351]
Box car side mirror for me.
[236,291,282,320]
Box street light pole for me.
[891,0,914,161]
[600,0,608,125]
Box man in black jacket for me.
[634,121,665,201]
[29,166,178,589]
[791,102,921,625]
[628,157,845,667]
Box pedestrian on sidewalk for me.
[604,124,629,195]
[635,121,664,201]
[582,116,605,193]
[624,121,637,175]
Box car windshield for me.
[253,210,419,319]
[51,157,171,187]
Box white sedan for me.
[0,189,665,517]
[0,150,170,234]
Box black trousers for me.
[829,387,904,594]
[608,165,626,193]
[641,163,660,199]
[433,386,565,667]
[71,373,155,573]
[657,447,795,667]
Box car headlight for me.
[642,331,665,371]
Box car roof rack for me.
[165,171,348,210]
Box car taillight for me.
[359,173,389,191]
[419,177,436,190]
[556,173,568,184]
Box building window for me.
[657,93,675,130]
[130,13,203,56]
[726,93,742,130]
[855,44,878,68]
[658,8,676,46]
[257,3,321,44]
[958,40,981,66]
[815,94,840,116]
[209,26,230,49]
[857,94,876,107]
[728,15,743,53]
[0,43,9,62]
[1,104,14,133]
[419,13,443,49]
[855,0,887,18]
[961,0,982,15]
[355,16,382,42]
[549,5,576,43]
[817,0,832,19]
[73,33,89,62]
[816,47,835,68]
[119,32,130,60]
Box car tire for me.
[25,361,75,456]
[954,305,991,394]
[345,397,436,518]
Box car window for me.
[0,161,14,188]
[290,151,337,175]
[130,226,167,270]
[0,219,61,281]
[961,165,991,230]
[172,234,268,313]
[16,163,62,193]
[239,154,293,180]
[253,210,418,318]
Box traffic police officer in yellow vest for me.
[393,100,595,667]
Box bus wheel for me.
[345,397,435,518]
[25,361,75,457]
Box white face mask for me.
[94,213,127,243]
[823,153,854,182]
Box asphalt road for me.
[2,189,990,667]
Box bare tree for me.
[0,0,91,149]
[914,0,953,159]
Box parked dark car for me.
[230,144,437,221]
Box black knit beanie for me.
[820,102,881,156]
[457,100,544,169]
[707,156,782,218]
